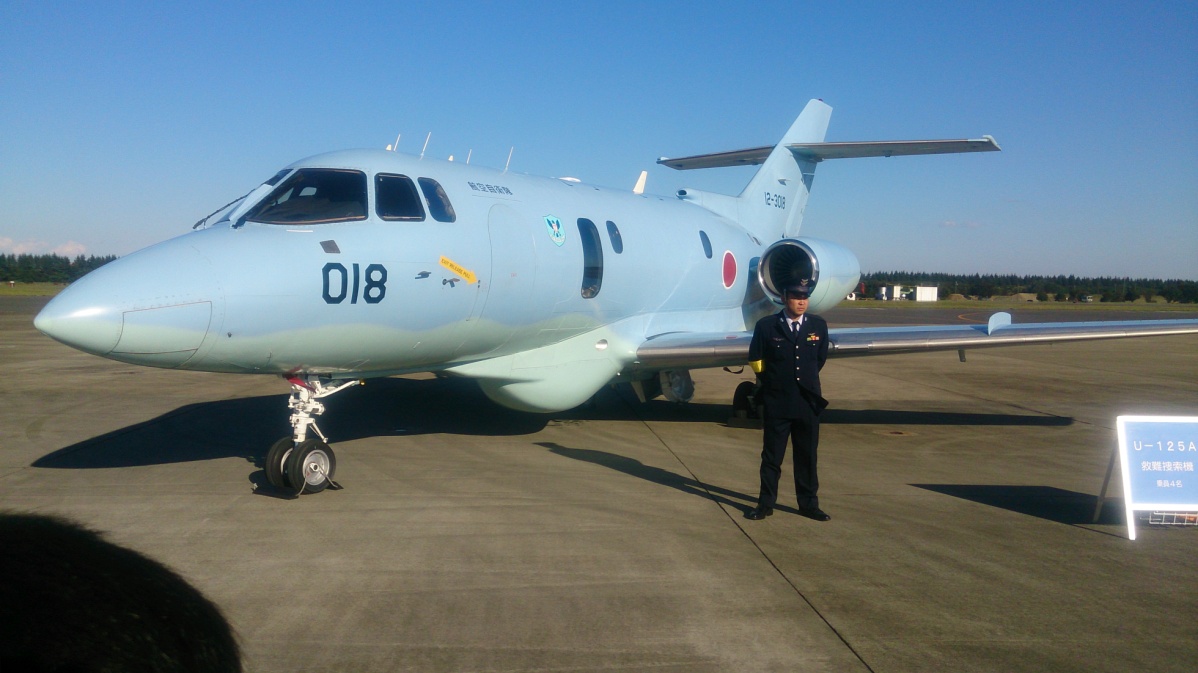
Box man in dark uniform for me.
[745,280,831,522]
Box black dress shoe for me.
[799,507,831,522]
[745,507,773,520]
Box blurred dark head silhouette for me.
[0,512,240,673]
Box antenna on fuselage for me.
[633,170,648,195]
[420,132,431,159]
[503,147,514,173]
[386,133,400,151]
[466,149,472,165]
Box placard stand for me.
[1113,416,1198,541]
[1091,448,1117,524]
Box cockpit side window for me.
[244,169,367,225]
[417,177,457,223]
[376,174,426,221]
[264,169,291,187]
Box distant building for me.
[914,286,938,302]
[876,285,937,301]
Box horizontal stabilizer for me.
[633,318,1198,370]
[657,146,774,170]
[658,136,1000,170]
[790,137,1001,162]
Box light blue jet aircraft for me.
[34,99,1198,495]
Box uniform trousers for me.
[758,397,820,511]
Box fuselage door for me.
[477,203,538,355]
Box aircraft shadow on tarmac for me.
[912,484,1123,526]
[821,409,1072,426]
[31,377,548,470]
[32,376,1072,473]
[538,442,774,516]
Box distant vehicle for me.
[34,100,1198,494]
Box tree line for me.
[1,254,119,284]
[861,271,1198,303]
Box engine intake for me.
[757,238,861,314]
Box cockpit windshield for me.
[244,169,367,225]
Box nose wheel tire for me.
[265,436,294,489]
[286,439,337,494]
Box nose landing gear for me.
[263,376,360,495]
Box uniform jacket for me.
[748,310,830,418]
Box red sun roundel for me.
[722,251,736,289]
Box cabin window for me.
[699,230,713,259]
[606,220,623,254]
[245,169,368,225]
[578,218,603,299]
[375,174,426,221]
[418,177,457,223]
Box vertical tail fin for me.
[737,99,832,241]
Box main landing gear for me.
[264,376,360,495]
[728,375,764,429]
[731,380,761,420]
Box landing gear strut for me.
[264,376,360,495]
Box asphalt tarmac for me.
[2,297,1196,672]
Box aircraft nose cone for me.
[34,240,221,365]
[34,295,124,356]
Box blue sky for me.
[2,1,1195,278]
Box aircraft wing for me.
[632,314,1198,370]
[657,137,1000,170]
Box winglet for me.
[987,312,1012,335]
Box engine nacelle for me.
[757,237,861,314]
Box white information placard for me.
[1116,415,1198,540]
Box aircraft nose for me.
[34,292,124,356]
[34,240,221,367]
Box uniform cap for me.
[783,280,814,297]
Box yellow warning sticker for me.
[439,256,477,284]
